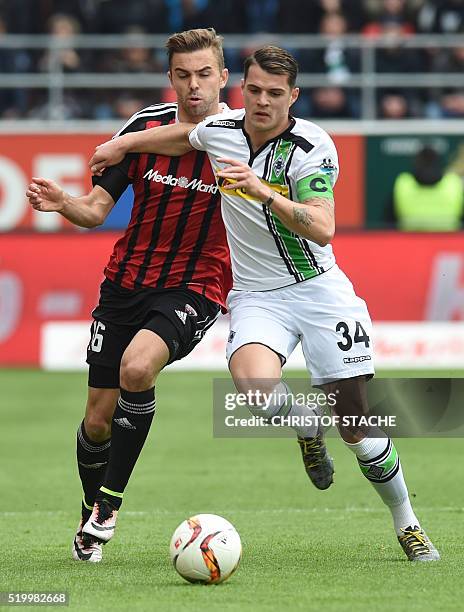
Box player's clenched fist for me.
[26,177,65,212]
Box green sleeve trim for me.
[296,173,333,202]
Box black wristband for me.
[263,190,276,208]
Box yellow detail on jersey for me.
[217,175,289,201]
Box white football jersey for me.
[189,108,339,291]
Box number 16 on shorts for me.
[89,321,106,353]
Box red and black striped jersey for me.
[94,103,232,311]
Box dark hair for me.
[166,28,224,71]
[243,46,298,88]
[413,146,443,185]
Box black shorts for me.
[87,278,220,388]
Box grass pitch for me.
[2,369,464,611]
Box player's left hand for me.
[217,158,268,201]
[89,138,127,174]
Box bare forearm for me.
[59,195,100,228]
[119,123,194,156]
[60,189,114,228]
[265,192,335,246]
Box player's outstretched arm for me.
[26,177,115,228]
[89,123,195,174]
[218,158,335,246]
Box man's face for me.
[168,49,228,119]
[241,64,299,134]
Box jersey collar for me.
[242,115,296,164]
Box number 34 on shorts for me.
[336,320,370,352]
[333,319,373,370]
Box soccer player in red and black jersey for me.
[26,29,231,563]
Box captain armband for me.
[296,173,334,203]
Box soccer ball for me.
[169,513,242,584]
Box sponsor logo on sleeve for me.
[319,158,336,175]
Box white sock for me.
[345,436,420,535]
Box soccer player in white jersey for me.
[89,46,439,561]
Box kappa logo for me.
[273,154,285,178]
[343,355,372,364]
[208,119,237,127]
[143,169,218,194]
[228,330,236,343]
[175,309,187,324]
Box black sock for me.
[98,387,156,510]
[76,420,111,522]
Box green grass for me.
[1,370,464,611]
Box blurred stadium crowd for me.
[1,0,464,120]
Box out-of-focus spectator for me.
[113,93,151,119]
[431,44,464,72]
[429,90,464,118]
[374,18,425,73]
[300,12,360,79]
[38,13,89,73]
[0,0,42,33]
[299,12,360,119]
[97,26,163,73]
[276,0,322,33]
[319,0,366,31]
[415,0,464,34]
[371,16,426,116]
[308,86,359,118]
[198,0,246,32]
[0,13,32,117]
[277,0,364,33]
[425,45,464,116]
[43,1,97,33]
[363,0,415,36]
[378,91,419,118]
[28,90,88,119]
[94,0,168,33]
[164,0,214,31]
[242,0,278,33]
[386,145,464,231]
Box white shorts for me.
[226,265,375,385]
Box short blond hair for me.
[166,28,224,71]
